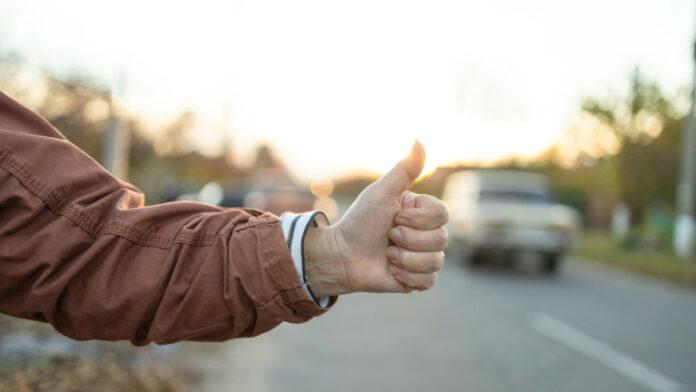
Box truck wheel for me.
[541,253,561,275]
[469,249,488,267]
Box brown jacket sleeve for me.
[0,91,332,345]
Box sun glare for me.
[2,0,693,180]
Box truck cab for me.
[443,170,579,273]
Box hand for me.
[305,141,450,297]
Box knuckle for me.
[400,226,412,244]
[389,251,403,267]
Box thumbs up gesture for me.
[305,141,449,296]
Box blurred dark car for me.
[190,179,316,216]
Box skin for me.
[304,141,450,297]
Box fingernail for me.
[394,214,406,226]
[390,227,403,243]
[402,191,417,203]
[411,139,423,154]
[387,246,399,260]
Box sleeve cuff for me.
[280,210,333,308]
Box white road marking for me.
[531,312,683,392]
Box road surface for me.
[193,257,696,392]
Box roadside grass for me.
[572,231,696,289]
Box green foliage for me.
[581,69,684,224]
[412,69,684,235]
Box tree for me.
[0,52,246,203]
[580,69,684,225]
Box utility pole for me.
[674,10,696,260]
[102,70,130,180]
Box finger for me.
[388,264,438,291]
[389,226,448,252]
[395,195,449,230]
[387,247,445,273]
[400,191,419,209]
[395,280,413,294]
[372,141,425,196]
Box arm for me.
[0,91,449,345]
[0,91,329,345]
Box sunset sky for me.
[2,0,693,179]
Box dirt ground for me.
[0,315,204,392]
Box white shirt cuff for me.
[280,210,331,308]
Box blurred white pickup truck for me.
[443,170,580,273]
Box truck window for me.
[478,189,551,203]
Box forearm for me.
[0,158,328,344]
[0,91,329,344]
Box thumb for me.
[374,140,425,196]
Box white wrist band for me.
[280,210,331,308]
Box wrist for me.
[304,226,350,297]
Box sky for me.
[1,0,694,180]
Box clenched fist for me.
[305,141,450,296]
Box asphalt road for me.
[194,257,696,392]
